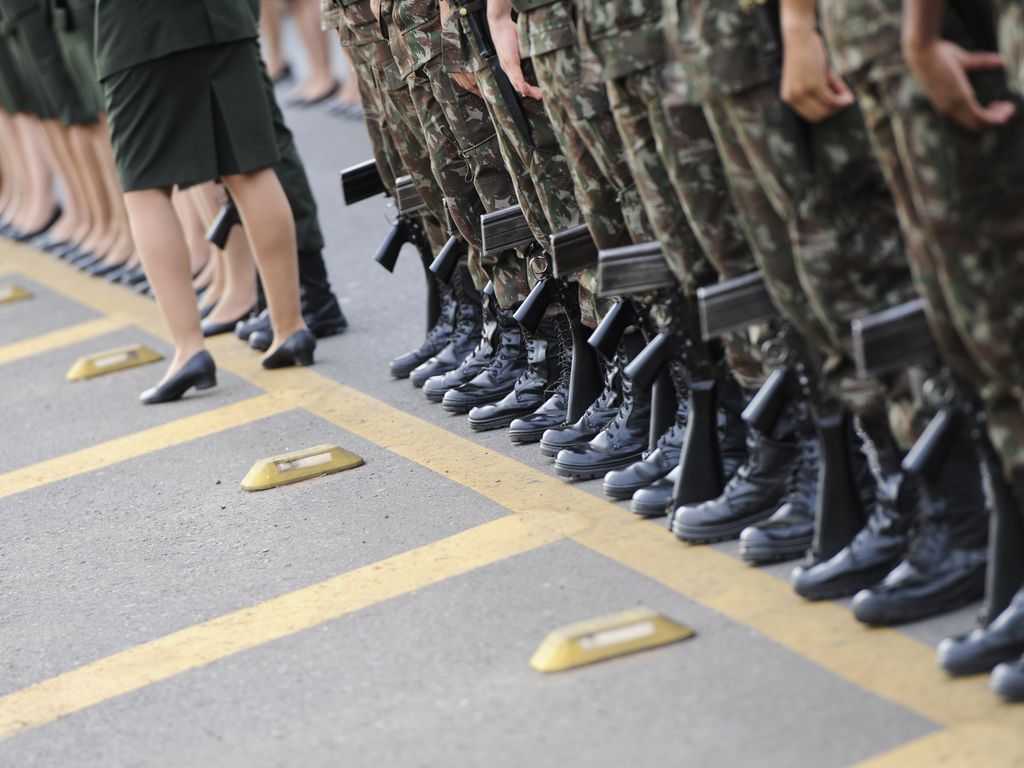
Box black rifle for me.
[697,270,779,341]
[851,299,938,379]
[480,204,536,256]
[550,224,599,277]
[205,199,241,250]
[452,0,534,147]
[429,235,467,283]
[340,159,387,206]
[754,0,815,172]
[395,174,426,216]
[597,242,678,297]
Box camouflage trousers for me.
[408,53,528,307]
[877,66,1024,476]
[529,36,650,327]
[703,81,924,443]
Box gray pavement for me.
[0,22,1001,768]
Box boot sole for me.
[672,508,776,545]
[630,498,671,518]
[468,409,537,432]
[853,571,986,627]
[739,539,811,566]
[554,453,645,481]
[508,427,553,445]
[442,391,514,415]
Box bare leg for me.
[40,121,87,243]
[223,168,306,349]
[14,116,57,233]
[260,0,287,79]
[123,188,206,381]
[190,184,258,324]
[291,0,336,100]
[70,125,116,258]
[92,120,135,264]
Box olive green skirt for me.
[0,34,31,114]
[53,0,104,120]
[103,40,280,192]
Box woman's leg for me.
[223,168,306,349]
[261,0,287,80]
[123,187,206,379]
[290,0,336,100]
[190,183,258,323]
[93,120,136,263]
[14,116,57,233]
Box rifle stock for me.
[697,270,779,340]
[851,299,937,378]
[597,242,677,297]
[481,204,535,256]
[340,159,387,206]
[550,224,598,277]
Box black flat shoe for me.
[287,80,340,108]
[14,206,61,242]
[140,350,217,404]
[261,330,316,369]
[201,307,256,337]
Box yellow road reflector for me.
[241,444,364,491]
[66,343,163,381]
[0,284,32,305]
[530,607,694,673]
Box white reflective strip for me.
[577,620,656,651]
[93,351,135,368]
[275,452,334,473]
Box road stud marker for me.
[530,607,694,673]
[66,343,163,381]
[241,444,364,491]
[0,284,32,305]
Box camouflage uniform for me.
[818,0,1024,473]
[696,0,921,435]
[513,0,643,327]
[388,0,529,307]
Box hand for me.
[905,40,1015,131]
[488,13,543,99]
[452,70,482,97]
[371,0,381,21]
[780,30,855,122]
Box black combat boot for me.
[390,278,457,378]
[937,471,1024,675]
[739,429,820,564]
[468,313,565,432]
[631,384,747,517]
[991,653,1024,702]
[508,310,574,443]
[604,399,688,500]
[538,357,619,458]
[410,267,483,387]
[670,382,802,544]
[553,331,651,480]
[422,286,498,401]
[851,421,988,626]
[792,416,918,601]
[441,305,527,413]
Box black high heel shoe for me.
[140,350,217,404]
[261,330,316,369]
[201,306,256,337]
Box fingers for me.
[959,50,1007,72]
[953,97,1016,132]
[826,72,856,108]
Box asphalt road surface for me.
[0,29,1021,768]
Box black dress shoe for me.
[287,80,340,108]
[938,588,1024,676]
[249,296,350,351]
[738,433,820,564]
[202,308,256,337]
[603,403,687,500]
[88,259,128,278]
[14,206,61,242]
[261,329,316,369]
[442,308,526,414]
[991,655,1024,702]
[140,350,217,404]
[236,308,269,340]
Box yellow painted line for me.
[0,514,560,740]
[0,395,291,501]
[8,238,1024,746]
[855,718,1024,767]
[0,317,128,367]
